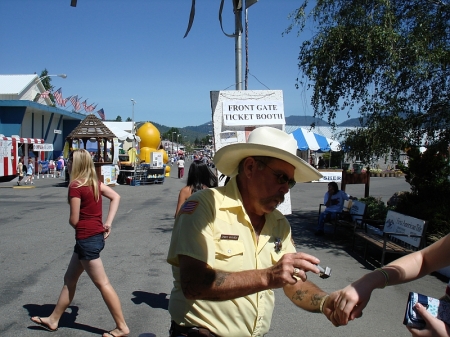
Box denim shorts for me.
[74,233,105,260]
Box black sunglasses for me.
[256,160,296,189]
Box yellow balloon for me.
[139,147,157,163]
[156,148,169,164]
[136,122,161,149]
[165,165,171,173]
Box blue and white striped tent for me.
[290,128,340,152]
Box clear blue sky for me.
[1,0,352,127]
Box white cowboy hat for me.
[214,127,322,183]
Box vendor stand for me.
[66,114,117,185]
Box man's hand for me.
[268,252,320,288]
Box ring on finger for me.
[293,267,300,276]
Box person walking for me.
[30,149,129,337]
[176,155,185,179]
[23,158,34,185]
[56,156,65,178]
[16,157,24,185]
[174,160,218,217]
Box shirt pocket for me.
[214,240,245,272]
[270,250,283,265]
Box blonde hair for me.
[68,149,100,202]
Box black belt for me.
[169,321,217,337]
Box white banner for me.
[222,100,285,126]
[0,139,12,159]
[33,143,54,151]
[219,131,238,144]
[313,171,342,183]
[385,211,426,248]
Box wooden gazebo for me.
[66,114,116,163]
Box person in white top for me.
[176,156,185,179]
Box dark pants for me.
[178,167,184,179]
[317,210,338,231]
[169,321,216,337]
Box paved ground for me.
[0,165,447,337]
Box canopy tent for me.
[106,124,141,142]
[290,128,340,152]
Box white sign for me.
[33,143,54,151]
[0,139,12,159]
[113,138,119,164]
[151,152,163,168]
[313,171,342,183]
[219,131,238,144]
[54,129,62,134]
[222,100,285,126]
[384,211,426,248]
[101,165,117,185]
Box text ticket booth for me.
[210,90,293,215]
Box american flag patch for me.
[179,200,199,214]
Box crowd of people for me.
[28,127,450,337]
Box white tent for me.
[290,128,341,152]
[106,124,141,142]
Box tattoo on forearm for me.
[311,294,322,307]
[181,269,230,300]
[214,271,229,287]
[292,290,308,302]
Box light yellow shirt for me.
[167,177,296,337]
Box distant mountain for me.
[285,115,367,127]
[136,121,211,143]
[338,117,367,127]
[138,116,367,144]
[285,115,330,126]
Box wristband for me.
[319,294,329,314]
[375,268,389,289]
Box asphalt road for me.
[0,165,447,337]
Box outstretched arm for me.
[178,252,320,301]
[332,234,450,325]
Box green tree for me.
[162,128,181,141]
[36,69,56,105]
[115,115,122,122]
[285,0,450,156]
[286,0,450,237]
[126,117,132,122]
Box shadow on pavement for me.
[287,210,389,269]
[24,304,106,334]
[131,291,169,310]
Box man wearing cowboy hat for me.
[167,127,338,337]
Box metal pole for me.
[235,7,242,90]
[131,99,136,185]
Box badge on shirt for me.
[179,200,199,215]
[274,237,282,253]
[220,234,239,240]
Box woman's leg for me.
[31,252,84,330]
[82,258,129,337]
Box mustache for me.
[261,193,285,205]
